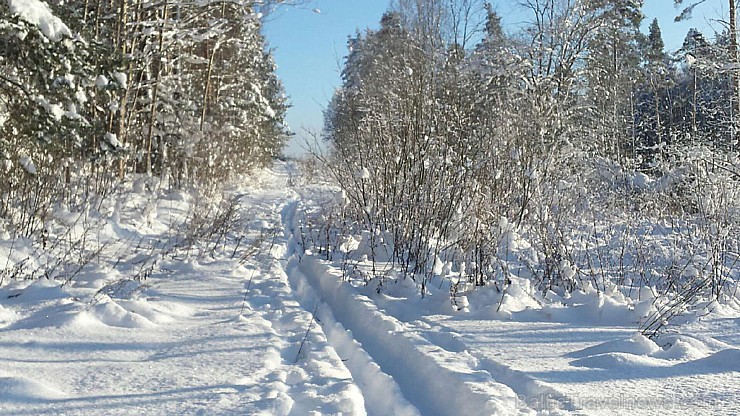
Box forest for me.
[0,1,739,414]
[1,0,287,232]
[313,0,740,337]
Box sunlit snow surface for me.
[0,162,737,415]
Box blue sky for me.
[263,0,726,156]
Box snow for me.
[34,95,64,121]
[0,161,738,415]
[112,72,128,89]
[95,75,109,89]
[19,155,36,175]
[75,89,87,104]
[355,167,371,179]
[287,256,528,415]
[6,0,72,42]
[103,132,121,148]
[0,101,7,127]
[264,104,277,118]
[0,375,68,402]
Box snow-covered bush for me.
[315,1,739,337]
[0,0,291,293]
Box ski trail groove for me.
[280,199,536,416]
[280,200,418,416]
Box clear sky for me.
[263,0,726,156]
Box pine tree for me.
[632,17,672,168]
[583,0,645,161]
[646,18,666,63]
[675,0,740,140]
[671,29,734,145]
[0,0,111,173]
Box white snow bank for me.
[572,344,740,372]
[7,0,72,42]
[570,352,670,369]
[568,331,737,372]
[85,300,157,329]
[543,286,646,326]
[690,348,740,371]
[567,334,660,359]
[290,255,525,416]
[0,374,67,401]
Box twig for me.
[239,266,260,316]
[294,302,320,363]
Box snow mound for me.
[567,333,660,359]
[0,374,67,401]
[569,332,735,372]
[690,349,740,371]
[653,336,712,361]
[543,292,636,325]
[470,279,649,326]
[7,0,72,42]
[84,300,156,328]
[115,299,195,324]
[13,278,68,302]
[0,304,17,327]
[570,352,669,369]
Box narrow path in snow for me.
[278,196,553,416]
[0,164,364,416]
[279,200,421,416]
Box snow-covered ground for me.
[1,162,738,415]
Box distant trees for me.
[1,0,287,234]
[73,0,287,185]
[322,0,740,302]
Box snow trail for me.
[2,162,737,415]
[279,196,539,415]
[280,201,420,416]
[285,256,536,415]
[0,164,364,415]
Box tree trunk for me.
[200,40,218,132]
[731,0,739,130]
[146,1,169,176]
[116,0,130,179]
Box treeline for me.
[1,0,287,235]
[321,0,739,303]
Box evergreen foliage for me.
[0,0,287,233]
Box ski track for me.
[3,162,736,415]
[0,164,365,416]
[280,201,420,416]
[281,199,550,416]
